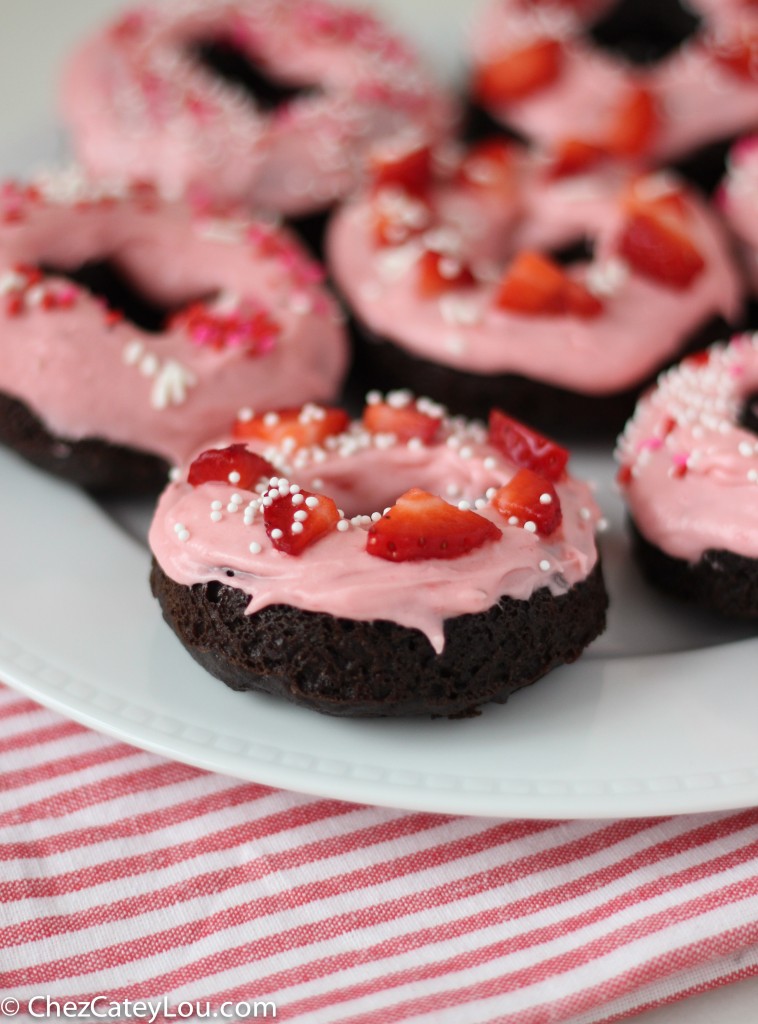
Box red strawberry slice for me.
[233,406,349,449]
[263,487,340,556]
[605,86,658,158]
[370,139,433,197]
[474,38,564,106]
[363,400,442,443]
[492,469,562,535]
[417,250,476,297]
[458,139,518,200]
[372,191,433,247]
[488,410,569,481]
[366,488,502,562]
[495,251,603,318]
[548,138,606,179]
[618,211,705,290]
[709,30,758,81]
[188,444,275,490]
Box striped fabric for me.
[2,680,758,1024]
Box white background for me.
[0,0,757,1020]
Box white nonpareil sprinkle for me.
[211,500,223,511]
[270,528,283,540]
[294,510,308,522]
[540,560,551,572]
[305,496,320,509]
[539,493,553,505]
[228,471,241,484]
[151,359,197,410]
[122,339,145,365]
[249,542,262,554]
[336,519,350,532]
[524,521,537,533]
[210,511,222,522]
[237,407,254,422]
[177,529,190,543]
[291,492,305,506]
[291,522,304,535]
[139,353,159,377]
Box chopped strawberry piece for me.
[548,138,606,179]
[233,406,349,449]
[416,250,476,297]
[370,140,432,197]
[618,211,705,290]
[492,469,562,536]
[616,464,633,487]
[458,139,518,199]
[475,38,564,106]
[263,487,340,556]
[488,410,569,481]
[366,488,502,562]
[625,178,690,222]
[188,445,275,490]
[495,251,603,318]
[372,191,432,247]
[683,349,711,368]
[363,400,442,443]
[709,30,758,81]
[605,86,658,158]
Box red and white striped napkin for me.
[2,679,758,1024]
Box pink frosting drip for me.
[471,0,758,164]
[0,172,347,465]
[327,165,741,393]
[61,0,455,217]
[617,335,758,562]
[149,404,602,653]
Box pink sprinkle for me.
[639,437,663,452]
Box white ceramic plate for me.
[2,0,758,820]
[3,439,758,820]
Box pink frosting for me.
[617,335,758,562]
[0,170,347,466]
[327,161,741,394]
[61,0,455,217]
[149,398,602,653]
[471,0,758,164]
[721,135,758,294]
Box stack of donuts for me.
[4,0,758,717]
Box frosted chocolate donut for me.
[149,394,607,717]
[469,0,758,191]
[0,169,347,493]
[617,335,758,618]
[327,138,742,432]
[61,0,455,219]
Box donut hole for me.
[589,0,702,65]
[295,447,499,519]
[548,237,594,267]
[192,38,316,112]
[38,259,207,333]
[739,391,758,436]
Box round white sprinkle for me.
[366,390,382,405]
[483,457,497,471]
[211,500,223,511]
[169,466,181,482]
[579,507,592,521]
[237,407,254,422]
[524,521,537,533]
[539,493,553,505]
[291,522,304,535]
[173,523,184,534]
[457,500,471,511]
[227,503,239,513]
[485,487,497,500]
[291,492,305,505]
[178,529,190,543]
[294,509,308,522]
[508,516,519,526]
[305,496,320,509]
[210,510,223,522]
[371,511,382,522]
[270,528,283,540]
[228,471,241,484]
[539,560,551,572]
[263,412,279,426]
[249,542,262,554]
[337,519,350,532]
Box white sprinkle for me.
[270,528,283,540]
[228,471,241,484]
[249,542,262,554]
[291,493,305,506]
[524,521,537,533]
[294,510,308,522]
[508,515,519,526]
[748,469,758,483]
[579,507,592,521]
[305,496,320,509]
[366,390,382,405]
[486,487,497,500]
[539,560,551,572]
[312,478,324,489]
[237,407,254,422]
[123,340,145,365]
[457,500,471,511]
[178,529,190,543]
[169,467,181,482]
[475,498,487,510]
[739,441,754,457]
[371,512,382,522]
[291,522,304,535]
[459,446,473,460]
[483,457,497,471]
[337,519,350,532]
[173,522,184,534]
[210,510,223,522]
[139,353,159,377]
[227,503,239,513]
[263,412,280,427]
[211,500,223,511]
[539,493,553,505]
[597,517,609,533]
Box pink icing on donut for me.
[471,0,758,166]
[327,151,741,394]
[721,135,758,294]
[61,0,455,217]
[149,396,602,653]
[0,168,347,465]
[617,335,758,562]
